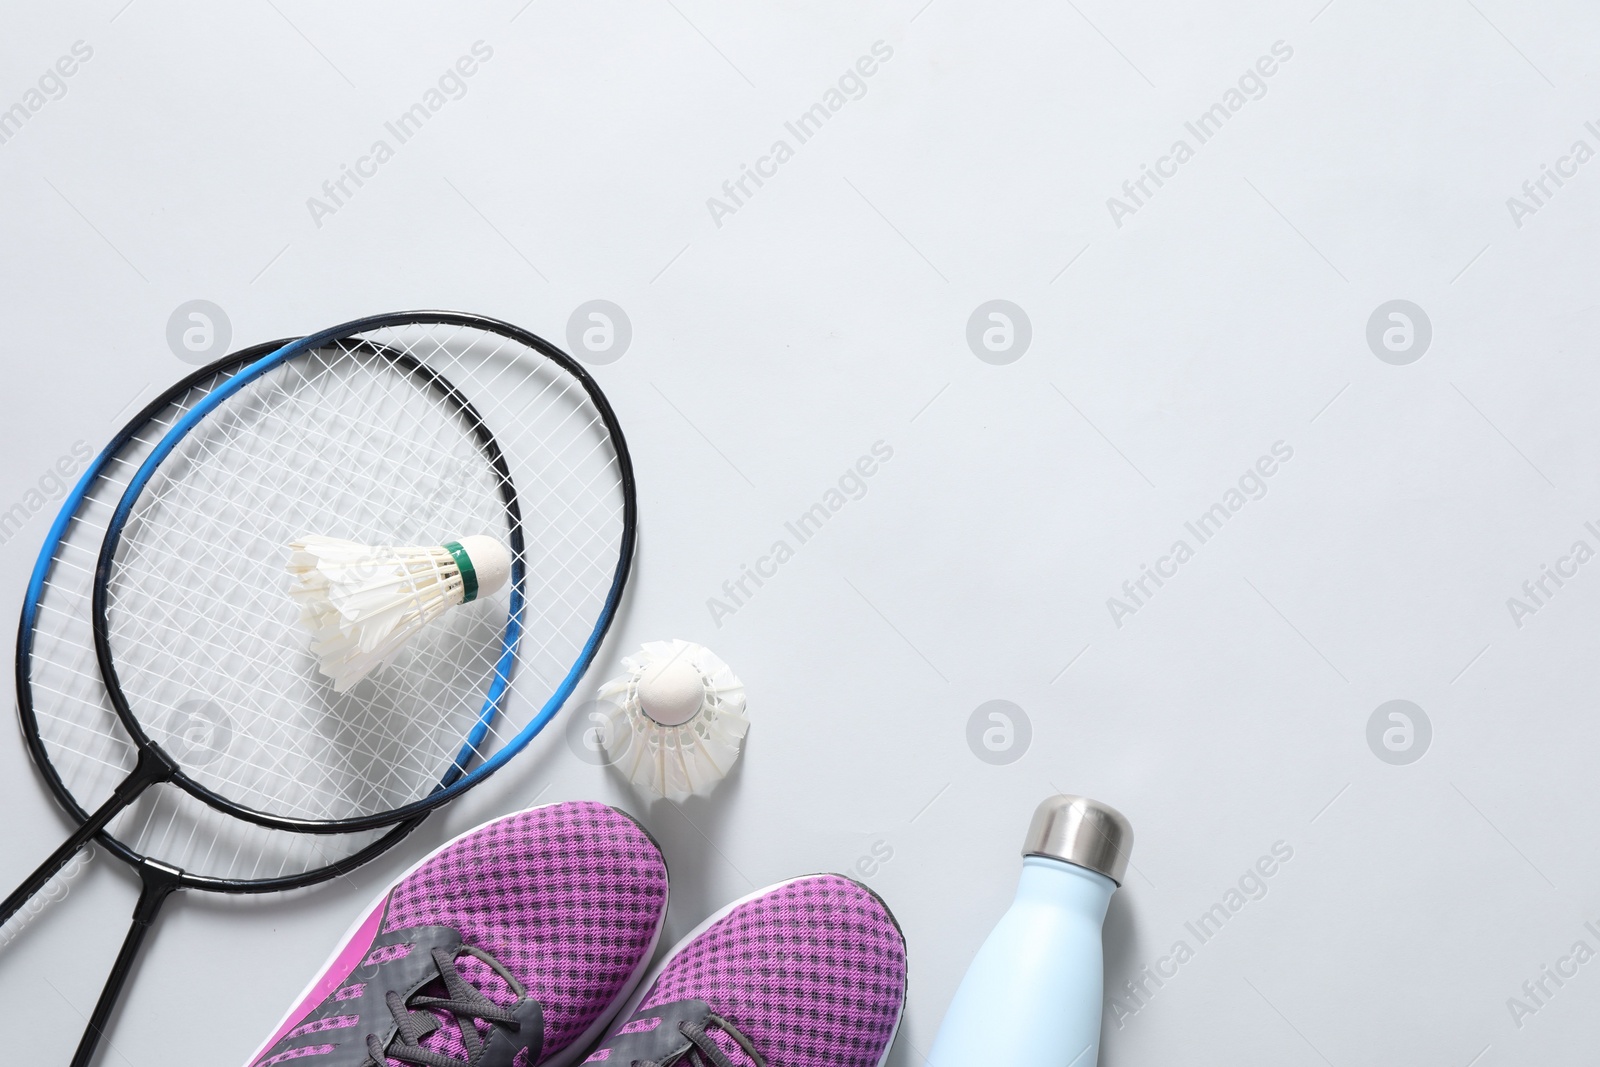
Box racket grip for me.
[0,749,171,927]
[69,860,181,1067]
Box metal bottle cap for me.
[1022,795,1134,885]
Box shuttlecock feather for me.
[597,640,747,802]
[286,533,511,692]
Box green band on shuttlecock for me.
[443,540,479,603]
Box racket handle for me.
[0,748,172,927]
[70,860,181,1067]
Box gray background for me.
[1,2,1596,1064]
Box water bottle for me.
[926,794,1133,1067]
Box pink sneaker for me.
[245,801,669,1067]
[582,875,907,1067]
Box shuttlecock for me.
[597,640,748,802]
[286,534,511,692]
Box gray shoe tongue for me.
[397,929,545,1067]
[591,1000,715,1063]
[469,997,543,1067]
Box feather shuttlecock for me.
[597,640,748,802]
[286,534,511,692]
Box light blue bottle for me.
[927,795,1133,1067]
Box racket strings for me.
[398,325,627,597]
[99,325,627,824]
[338,330,628,742]
[31,401,204,797]
[108,354,507,816]
[352,328,625,707]
[121,371,531,806]
[27,372,394,883]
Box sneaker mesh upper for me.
[252,800,668,1067]
[380,802,668,1062]
[623,874,906,1067]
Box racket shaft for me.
[0,750,170,926]
[70,861,180,1067]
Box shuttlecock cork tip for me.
[637,656,706,727]
[450,535,511,602]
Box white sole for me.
[240,801,670,1067]
[602,873,907,1067]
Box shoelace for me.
[365,945,528,1067]
[635,1013,768,1067]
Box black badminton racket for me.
[11,341,432,1067]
